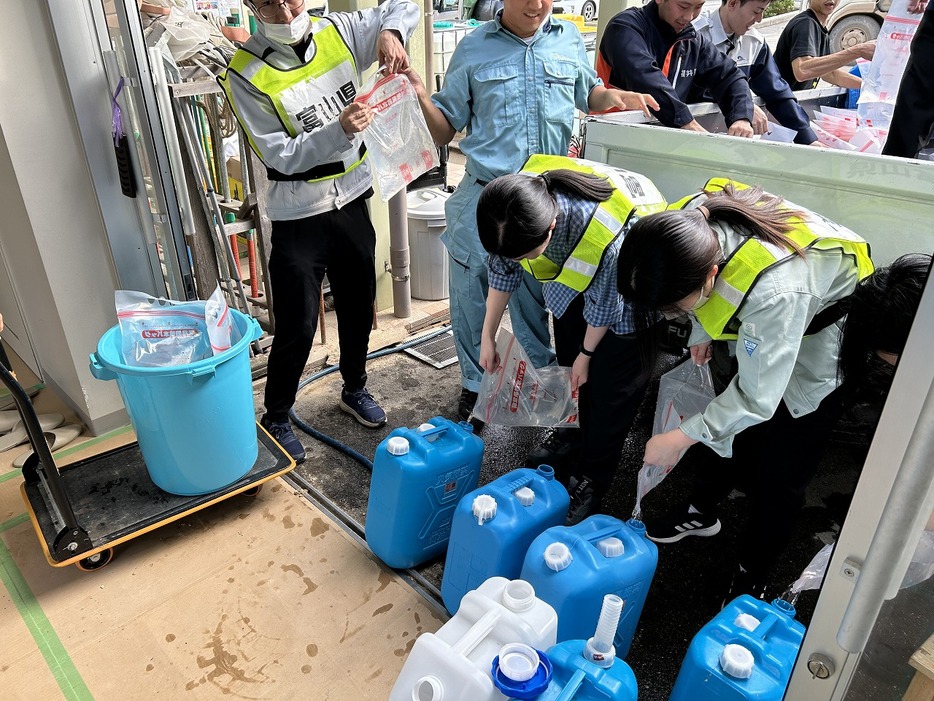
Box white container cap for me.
[596,537,624,558]
[720,644,755,679]
[514,486,535,506]
[472,494,497,525]
[544,542,573,572]
[417,423,435,432]
[497,643,540,682]
[386,437,410,456]
[734,613,761,632]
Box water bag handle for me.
[584,525,623,544]
[88,353,116,381]
[414,424,449,443]
[451,608,501,658]
[505,473,534,494]
[554,669,587,701]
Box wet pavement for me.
[270,322,874,700]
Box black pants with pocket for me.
[690,386,845,583]
[263,193,376,423]
[551,294,653,492]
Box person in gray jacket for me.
[218,0,419,462]
[617,180,873,602]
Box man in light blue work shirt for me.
[404,0,655,446]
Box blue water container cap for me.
[491,646,553,699]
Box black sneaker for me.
[643,505,721,543]
[721,563,768,609]
[260,416,306,464]
[458,388,478,421]
[339,388,387,428]
[526,427,580,470]
[566,475,601,526]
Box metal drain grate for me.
[403,330,459,369]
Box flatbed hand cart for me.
[0,357,294,572]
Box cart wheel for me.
[242,485,262,497]
[76,549,113,572]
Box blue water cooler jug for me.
[441,466,569,614]
[365,417,484,569]
[520,515,658,658]
[669,595,805,701]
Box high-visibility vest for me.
[217,18,366,182]
[518,155,667,292]
[673,177,874,340]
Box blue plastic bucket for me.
[89,309,262,496]
[365,416,484,569]
[669,595,804,701]
[441,466,569,614]
[520,515,658,659]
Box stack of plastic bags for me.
[810,106,887,154]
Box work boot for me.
[458,388,478,421]
[526,427,580,471]
[566,475,602,525]
[339,387,387,428]
[260,416,306,464]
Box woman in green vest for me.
[477,155,667,524]
[616,180,872,601]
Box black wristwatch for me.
[579,344,595,357]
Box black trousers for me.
[263,193,376,422]
[882,10,934,158]
[689,385,845,582]
[552,294,652,491]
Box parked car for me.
[553,0,599,22]
[827,0,891,52]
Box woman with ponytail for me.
[478,155,667,524]
[617,181,873,601]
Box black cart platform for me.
[1,349,294,572]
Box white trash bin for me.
[407,187,452,301]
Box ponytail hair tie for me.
[697,204,710,220]
[540,172,551,188]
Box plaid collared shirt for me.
[488,192,637,334]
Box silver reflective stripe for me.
[239,58,262,82]
[592,205,624,234]
[564,256,598,278]
[714,277,745,308]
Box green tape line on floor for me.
[0,515,94,701]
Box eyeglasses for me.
[252,0,305,21]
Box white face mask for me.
[263,10,310,45]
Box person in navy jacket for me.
[692,0,818,145]
[597,0,754,136]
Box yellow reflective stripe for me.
[592,198,624,234]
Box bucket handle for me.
[246,317,262,342]
[89,353,117,381]
[415,424,448,443]
[188,365,216,382]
